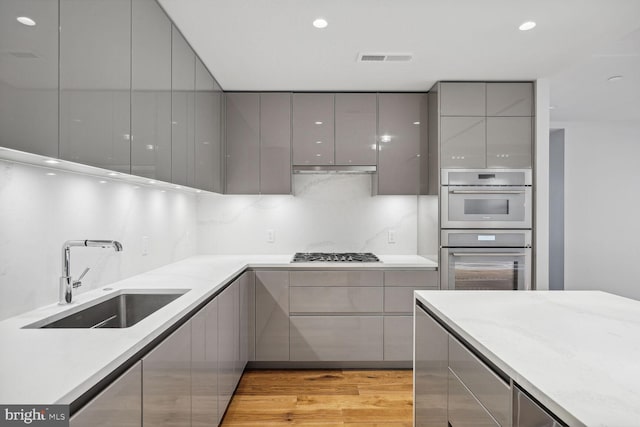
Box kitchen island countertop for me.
[415,290,640,427]
[0,254,436,406]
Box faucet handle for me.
[73,267,90,288]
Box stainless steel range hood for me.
[292,165,377,174]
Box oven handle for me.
[449,190,525,195]
[452,252,526,257]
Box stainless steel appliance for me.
[292,252,380,262]
[441,169,532,229]
[441,229,531,290]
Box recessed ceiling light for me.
[17,16,36,27]
[44,159,60,164]
[518,21,536,31]
[608,75,623,82]
[313,18,328,29]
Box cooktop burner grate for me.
[292,252,380,263]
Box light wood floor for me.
[220,369,413,426]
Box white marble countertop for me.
[0,254,436,406]
[415,290,640,427]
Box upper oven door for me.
[441,185,532,229]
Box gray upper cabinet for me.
[171,26,195,186]
[70,362,142,427]
[195,58,223,193]
[131,0,172,182]
[59,0,131,173]
[486,82,533,116]
[142,320,192,427]
[292,93,335,165]
[440,82,486,116]
[376,93,424,195]
[335,93,377,165]
[225,92,260,194]
[486,117,532,168]
[260,93,292,194]
[440,116,486,169]
[0,0,59,158]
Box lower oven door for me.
[441,247,531,290]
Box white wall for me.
[0,159,197,320]
[555,121,640,300]
[197,174,420,254]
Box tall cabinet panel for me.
[0,0,59,158]
[131,0,172,181]
[335,93,377,165]
[225,93,260,194]
[260,93,292,194]
[255,271,290,361]
[60,0,131,173]
[218,280,240,421]
[195,58,222,193]
[171,26,195,186]
[377,93,424,195]
[142,321,191,427]
[192,298,219,427]
[292,93,334,165]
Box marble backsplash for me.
[197,174,428,255]
[0,159,197,321]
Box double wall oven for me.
[440,169,533,291]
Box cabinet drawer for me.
[449,337,510,427]
[448,369,499,427]
[290,270,383,287]
[290,286,383,313]
[290,316,383,361]
[383,316,412,361]
[384,270,438,287]
[385,286,436,313]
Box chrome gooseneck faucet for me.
[59,240,123,304]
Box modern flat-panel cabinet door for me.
[414,305,448,427]
[377,93,423,195]
[195,58,222,192]
[440,82,486,116]
[142,321,191,427]
[383,316,413,361]
[260,93,292,194]
[70,362,141,427]
[440,116,486,168]
[486,117,532,168]
[335,93,377,165]
[171,26,195,187]
[0,0,59,158]
[240,271,256,366]
[192,298,218,427]
[225,93,260,193]
[218,280,240,420]
[60,0,131,173]
[292,93,335,165]
[255,271,290,361]
[131,0,172,182]
[486,83,533,117]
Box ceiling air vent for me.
[358,53,413,62]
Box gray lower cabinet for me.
[239,271,255,367]
[414,305,448,427]
[377,93,426,195]
[59,0,131,173]
[448,369,499,427]
[440,116,486,169]
[255,271,290,361]
[0,0,59,158]
[142,320,192,427]
[191,297,219,427]
[335,93,378,165]
[290,316,383,361]
[70,362,141,427]
[292,93,335,165]
[486,117,532,168]
[290,286,383,313]
[218,278,240,419]
[383,316,412,361]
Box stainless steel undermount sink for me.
[25,290,189,329]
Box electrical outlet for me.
[388,230,396,244]
[266,229,275,243]
[141,236,149,256]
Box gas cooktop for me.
[292,252,380,263]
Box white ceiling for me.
[159,0,640,92]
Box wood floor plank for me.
[220,369,413,426]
